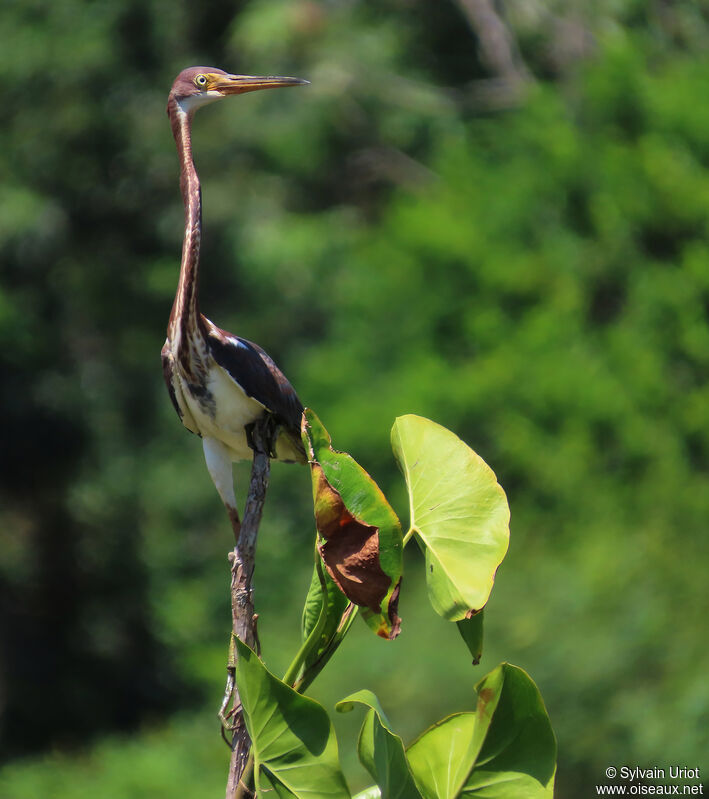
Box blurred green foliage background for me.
[1,1,708,796]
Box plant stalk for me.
[282,548,329,686]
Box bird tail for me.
[276,425,307,465]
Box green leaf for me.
[462,665,556,798]
[295,553,356,692]
[353,789,383,799]
[336,689,422,799]
[406,664,556,799]
[234,638,350,799]
[461,772,553,798]
[303,408,404,639]
[391,415,510,621]
[457,611,484,665]
[301,552,351,645]
[406,713,478,799]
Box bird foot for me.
[245,416,279,459]
[219,668,240,734]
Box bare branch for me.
[224,422,271,799]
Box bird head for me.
[168,66,308,115]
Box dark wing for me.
[206,324,304,434]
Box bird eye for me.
[194,74,208,88]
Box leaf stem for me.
[294,602,358,694]
[403,525,417,546]
[282,548,330,686]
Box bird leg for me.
[203,436,241,542]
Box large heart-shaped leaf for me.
[462,664,556,798]
[391,415,510,621]
[336,689,422,799]
[234,638,350,798]
[303,408,403,639]
[405,663,556,799]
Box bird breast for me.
[164,329,267,462]
[184,363,267,461]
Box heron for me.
[161,66,308,539]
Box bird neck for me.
[168,101,205,345]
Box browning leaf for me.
[303,410,403,640]
[313,465,394,618]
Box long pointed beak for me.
[211,74,309,96]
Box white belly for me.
[180,364,266,461]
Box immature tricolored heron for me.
[161,66,308,538]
